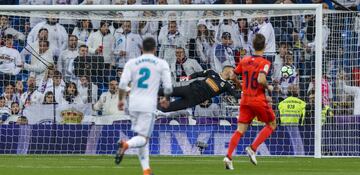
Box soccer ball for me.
[281,65,294,78]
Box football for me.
[281,65,294,78]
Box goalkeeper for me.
[158,66,240,112]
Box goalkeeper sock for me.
[139,143,150,173]
[226,130,243,159]
[251,125,274,151]
[127,136,147,148]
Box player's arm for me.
[189,69,213,79]
[226,83,241,99]
[232,62,242,90]
[257,63,273,92]
[161,61,173,97]
[159,61,173,109]
[118,62,131,110]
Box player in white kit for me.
[115,37,173,175]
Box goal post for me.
[2,4,359,158]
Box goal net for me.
[0,5,358,157]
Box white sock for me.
[126,136,147,148]
[138,143,150,171]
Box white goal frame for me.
[0,4,323,158]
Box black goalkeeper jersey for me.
[189,69,240,101]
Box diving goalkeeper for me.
[158,66,240,112]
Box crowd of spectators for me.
[0,0,359,125]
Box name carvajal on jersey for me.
[135,58,158,65]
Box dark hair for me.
[11,101,19,115]
[142,37,156,52]
[11,101,19,107]
[4,82,14,88]
[221,32,231,39]
[79,44,88,49]
[43,91,56,104]
[237,18,249,42]
[68,34,78,40]
[63,82,79,103]
[54,70,62,78]
[0,96,5,101]
[38,28,48,34]
[4,34,13,39]
[39,40,49,47]
[252,33,265,51]
[77,19,93,32]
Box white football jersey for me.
[119,54,172,113]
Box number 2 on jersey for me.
[137,68,150,89]
[244,71,258,89]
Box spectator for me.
[217,11,238,48]
[138,11,158,45]
[27,17,68,57]
[20,76,43,109]
[110,13,123,35]
[307,74,333,107]
[21,28,56,58]
[303,15,330,52]
[22,40,54,85]
[21,0,52,28]
[0,96,11,123]
[157,11,179,43]
[213,32,235,73]
[272,0,299,44]
[204,10,221,43]
[0,15,25,42]
[339,73,360,115]
[15,116,28,125]
[79,0,112,29]
[52,0,78,34]
[173,47,203,86]
[2,83,16,107]
[195,19,216,68]
[93,79,122,115]
[178,0,201,41]
[273,42,290,82]
[58,81,83,105]
[0,34,22,91]
[73,44,104,84]
[57,35,79,82]
[194,99,220,117]
[249,17,276,55]
[68,44,86,82]
[14,80,24,102]
[42,91,56,104]
[72,19,94,46]
[41,70,65,103]
[278,54,299,99]
[3,101,21,124]
[159,20,186,67]
[87,20,115,69]
[76,75,98,104]
[113,20,142,68]
[235,18,251,56]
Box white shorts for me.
[129,111,156,137]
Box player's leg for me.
[246,105,277,165]
[160,98,193,112]
[158,86,190,98]
[224,105,254,170]
[135,112,156,175]
[138,142,152,175]
[115,112,151,167]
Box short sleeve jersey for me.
[234,55,271,105]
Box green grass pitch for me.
[0,155,359,175]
